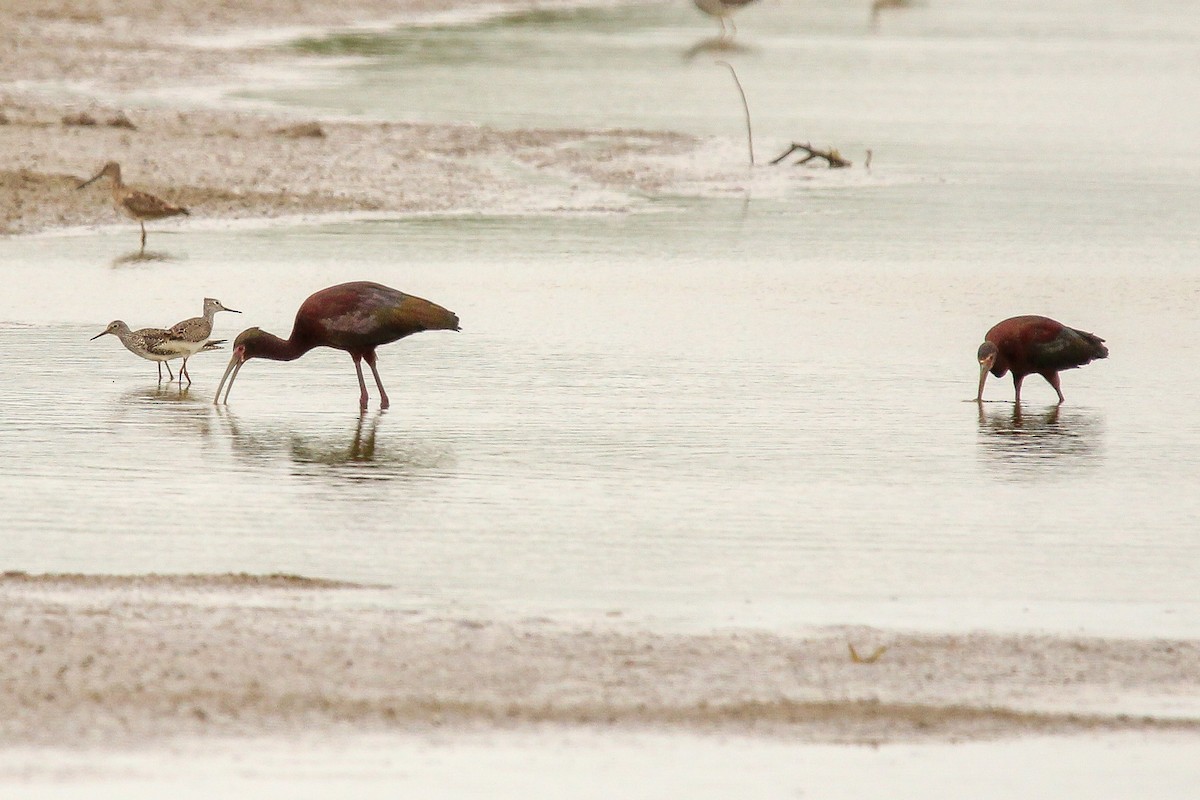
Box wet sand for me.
[3,573,1198,747]
[0,0,730,237]
[3,2,1199,784]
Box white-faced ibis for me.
[78,161,190,251]
[214,281,460,411]
[92,321,223,382]
[976,315,1108,404]
[168,298,240,385]
[694,0,759,39]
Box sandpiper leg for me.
[139,221,147,252]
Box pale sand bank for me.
[5,731,1200,799]
[0,0,761,237]
[3,573,1198,747]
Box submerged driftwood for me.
[770,142,852,169]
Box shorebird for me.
[693,0,760,40]
[91,321,224,382]
[976,315,1108,404]
[215,281,459,411]
[78,161,190,251]
[168,298,240,385]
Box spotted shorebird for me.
[693,0,760,39]
[91,321,224,382]
[78,161,190,251]
[168,298,240,385]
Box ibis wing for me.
[298,282,458,349]
[1028,326,1108,371]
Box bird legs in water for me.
[179,358,193,386]
[157,361,175,383]
[1012,373,1066,405]
[139,221,147,253]
[352,352,391,411]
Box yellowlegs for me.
[91,321,223,382]
[693,0,759,39]
[168,298,240,385]
[78,162,190,251]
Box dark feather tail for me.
[1073,329,1108,360]
[402,295,460,332]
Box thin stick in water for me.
[716,60,754,167]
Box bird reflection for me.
[106,385,220,438]
[870,0,913,31]
[291,412,381,465]
[213,408,455,478]
[682,37,754,61]
[111,249,177,266]
[976,403,1104,476]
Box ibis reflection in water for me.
[213,408,455,475]
[977,403,1104,473]
[214,281,460,411]
[976,315,1108,404]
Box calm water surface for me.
[2,0,1198,635]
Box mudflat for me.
[2,572,1197,746]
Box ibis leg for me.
[1046,372,1065,405]
[1012,374,1024,404]
[140,221,146,251]
[364,352,390,410]
[352,355,370,411]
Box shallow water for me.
[3,0,1199,635]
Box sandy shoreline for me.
[1,0,742,237]
[4,0,1198,768]
[3,572,1198,747]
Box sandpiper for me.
[91,321,223,382]
[168,298,240,385]
[693,0,759,39]
[78,161,190,251]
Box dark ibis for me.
[78,161,190,251]
[214,281,460,411]
[976,315,1108,404]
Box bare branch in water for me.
[769,142,852,169]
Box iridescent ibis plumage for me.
[976,315,1108,404]
[214,281,460,411]
[78,161,190,251]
